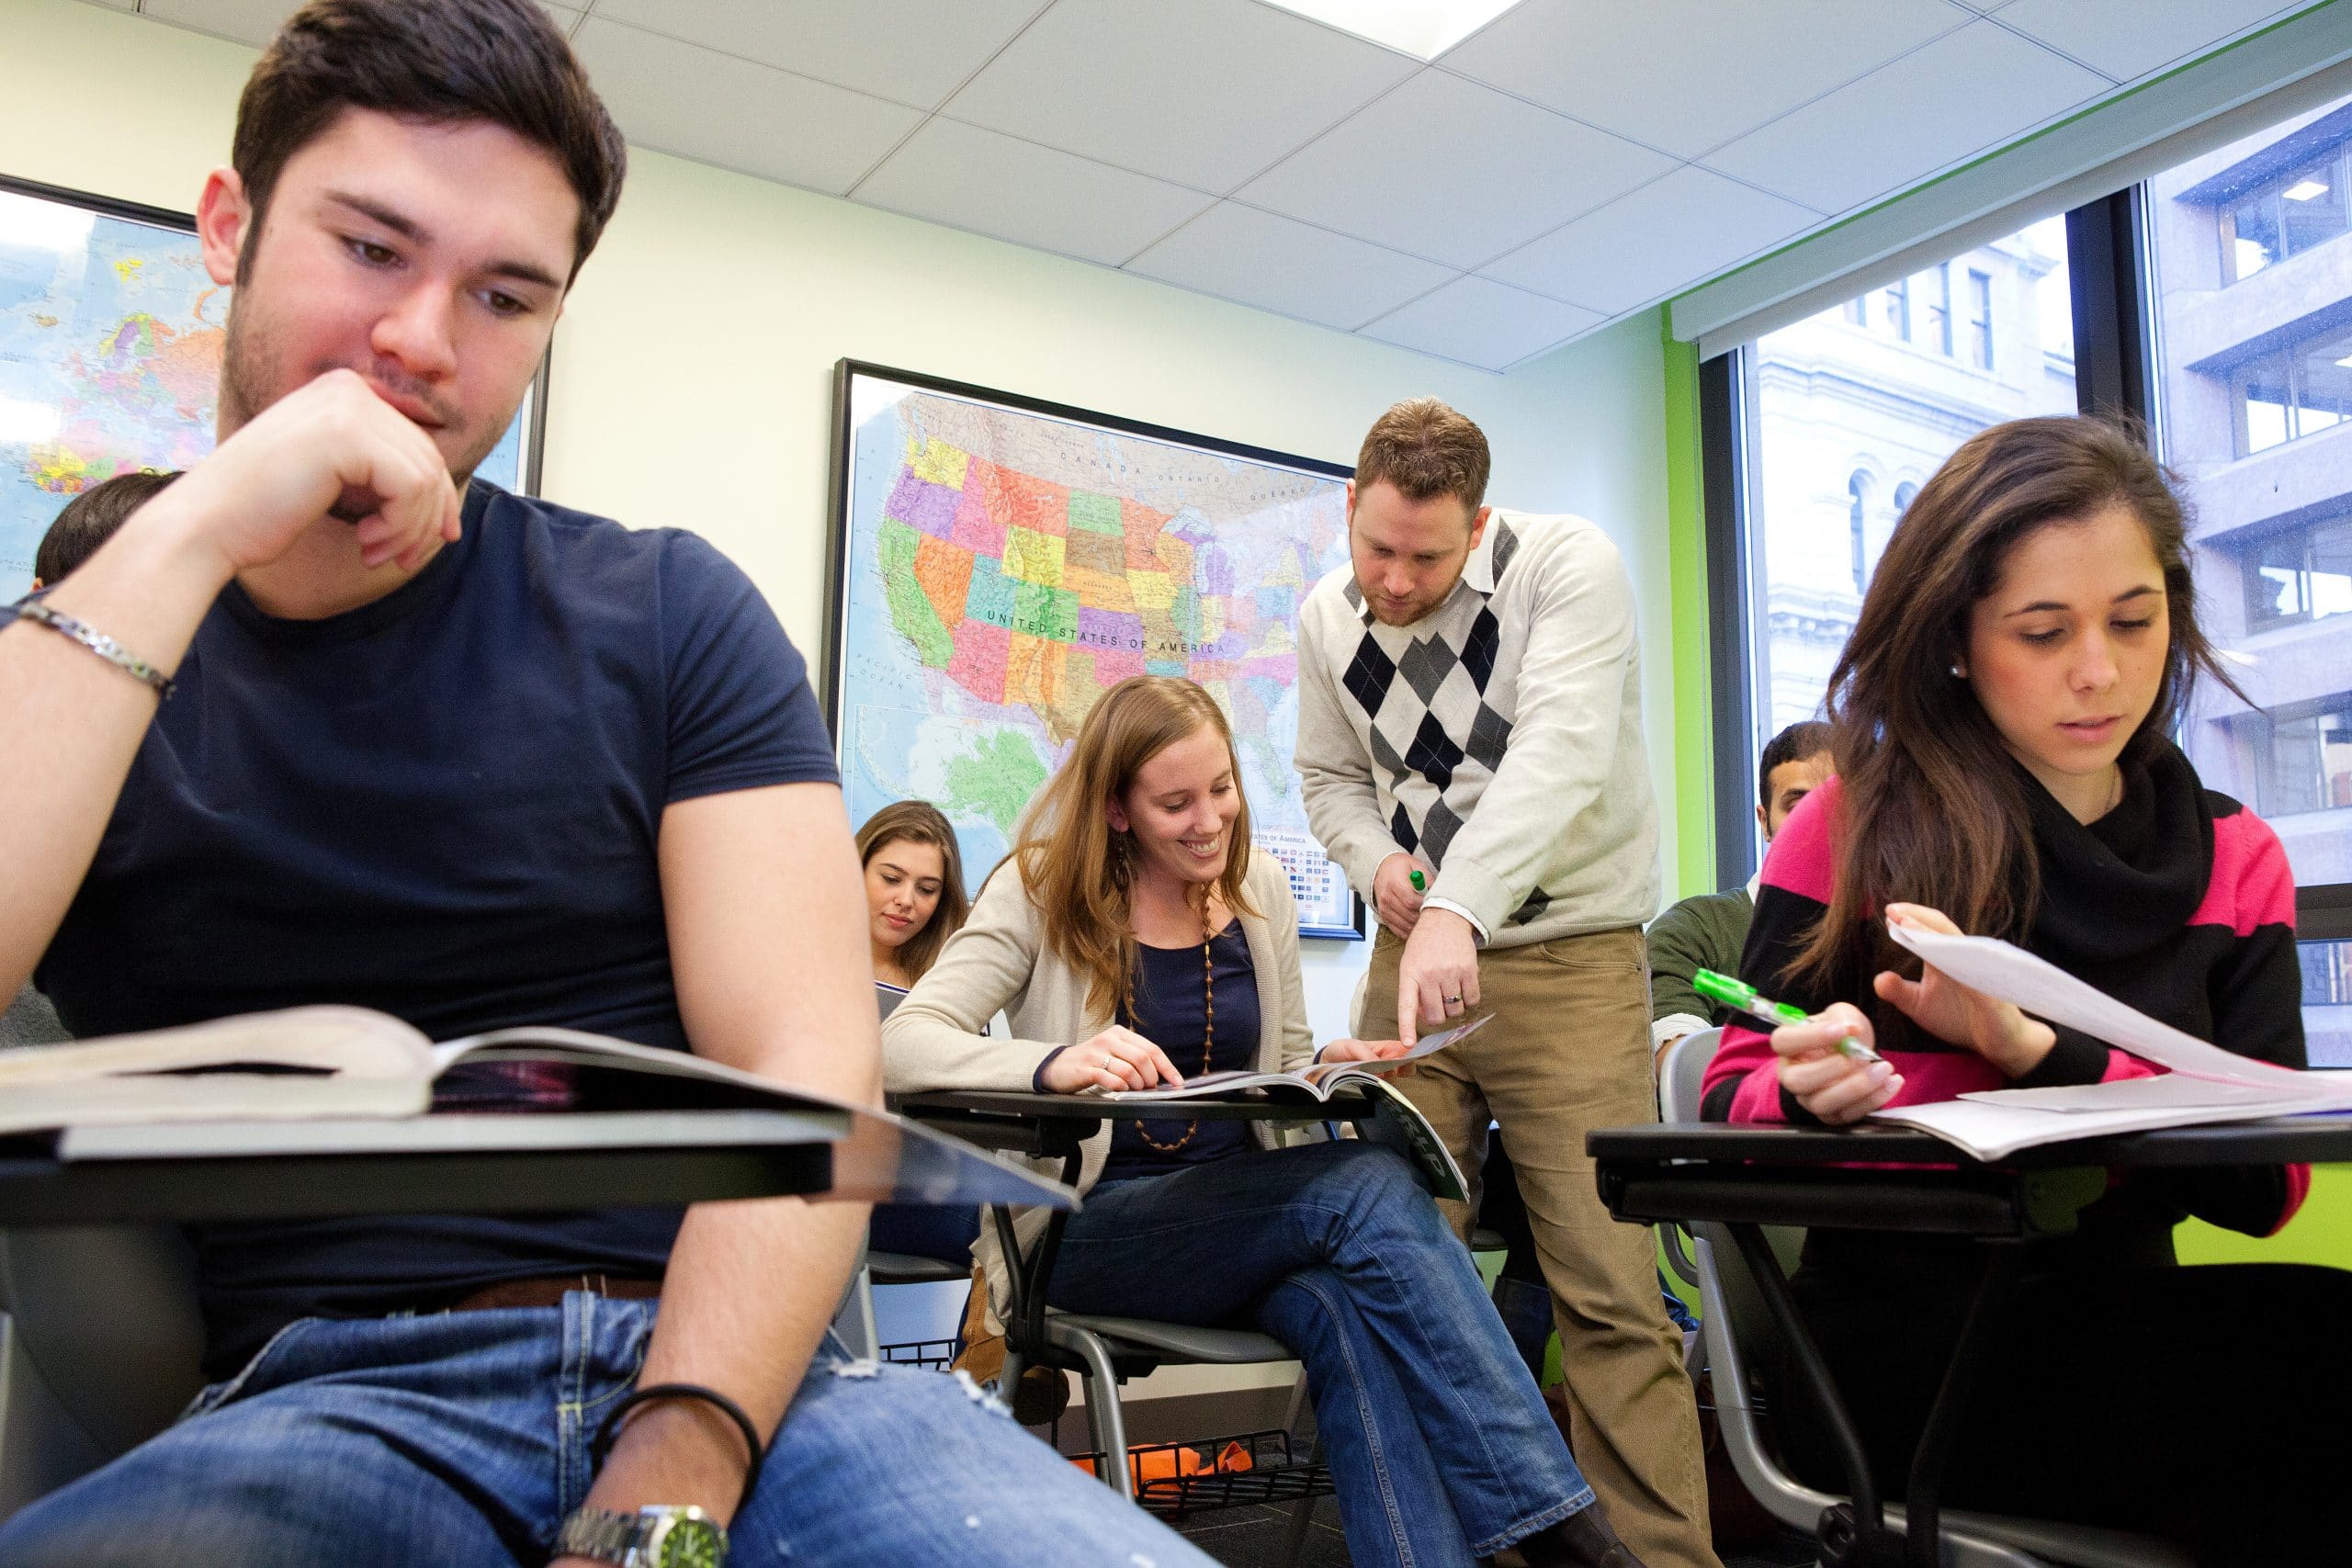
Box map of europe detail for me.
[840,381,1361,934]
[1,188,527,604]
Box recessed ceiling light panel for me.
[1261,0,1524,60]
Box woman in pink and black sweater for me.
[1702,416,2350,1563]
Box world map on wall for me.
[836,375,1362,935]
[0,187,528,604]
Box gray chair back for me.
[0,1225,206,1520]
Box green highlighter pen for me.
[1408,869,1427,893]
[1692,968,1885,1066]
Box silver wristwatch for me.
[556,1504,728,1568]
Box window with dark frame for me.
[1701,87,2352,1065]
[1925,262,1954,356]
[1969,268,1995,368]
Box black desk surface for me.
[1589,1113,2352,1169]
[0,1110,847,1227]
[902,1087,1382,1122]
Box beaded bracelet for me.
[6,598,174,698]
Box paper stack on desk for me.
[1863,923,2352,1160]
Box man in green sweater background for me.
[1645,721,1834,1077]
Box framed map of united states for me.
[825,360,1363,940]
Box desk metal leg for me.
[1725,1224,1903,1567]
[1902,1241,2028,1568]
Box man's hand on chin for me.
[1396,907,1479,1048]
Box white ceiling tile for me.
[942,0,1417,191]
[1442,0,1969,160]
[1702,20,2106,214]
[1988,0,2319,83]
[585,0,1041,109]
[1359,276,1601,370]
[138,1,588,49]
[854,118,1216,267]
[1482,166,1819,313]
[1125,202,1457,331]
[1239,70,1676,269]
[571,18,922,197]
[137,0,296,47]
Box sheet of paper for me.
[1956,1076,2306,1113]
[1871,1095,2339,1162]
[1885,922,2320,1091]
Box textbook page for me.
[1870,1093,2352,1162]
[1868,922,2352,1156]
[1097,1013,1496,1102]
[1885,923,2321,1092]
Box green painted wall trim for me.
[1660,313,1713,903]
[2177,1165,2352,1269]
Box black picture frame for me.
[825,358,1367,941]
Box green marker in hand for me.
[1408,869,1427,893]
[1693,968,1885,1065]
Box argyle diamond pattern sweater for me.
[1296,509,1659,949]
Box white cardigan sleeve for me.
[881,867,1073,1093]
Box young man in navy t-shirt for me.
[0,5,1210,1566]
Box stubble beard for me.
[217,299,502,506]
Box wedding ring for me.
[1443,995,1462,1005]
[1102,1055,1115,1072]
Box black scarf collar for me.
[2019,735,2213,968]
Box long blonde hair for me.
[1012,676,1259,1020]
[856,800,969,983]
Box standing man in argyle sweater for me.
[1296,399,1717,1568]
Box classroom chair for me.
[1657,1030,2190,1568]
[0,1224,205,1521]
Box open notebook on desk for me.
[0,1004,1068,1209]
[1864,924,2352,1160]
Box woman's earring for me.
[1949,663,1965,678]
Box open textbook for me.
[1092,1013,1492,1201]
[0,1004,1068,1207]
[1864,923,2352,1160]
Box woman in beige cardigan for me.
[885,676,1640,1568]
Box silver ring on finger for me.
[1102,1055,1116,1073]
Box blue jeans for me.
[1050,1140,1594,1568]
[0,1292,1212,1568]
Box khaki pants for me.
[1363,924,1721,1568]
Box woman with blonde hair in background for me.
[887,675,1645,1568]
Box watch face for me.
[645,1512,726,1568]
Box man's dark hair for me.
[1757,720,1834,811]
[36,471,180,585]
[232,0,627,284]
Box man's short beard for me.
[218,302,498,498]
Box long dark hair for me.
[1791,415,2244,994]
[856,801,969,984]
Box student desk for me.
[1588,1115,2352,1568]
[899,1089,1384,1381]
[0,1105,1077,1226]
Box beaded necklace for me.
[1120,907,1217,1155]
